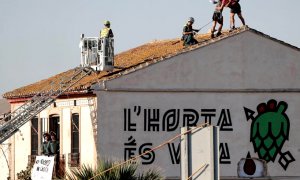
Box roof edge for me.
[4,26,300,98]
[94,26,300,87]
[247,27,300,51]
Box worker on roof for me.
[100,20,114,38]
[211,0,223,38]
[182,17,199,46]
[218,0,245,31]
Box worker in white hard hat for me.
[182,17,199,46]
[100,20,114,38]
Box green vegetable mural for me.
[244,99,295,170]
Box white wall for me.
[8,103,32,179]
[14,120,31,176]
[96,31,300,179]
[0,143,10,180]
[80,106,97,167]
[97,91,300,178]
[0,97,98,179]
[62,108,71,163]
[103,31,300,91]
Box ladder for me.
[0,67,95,144]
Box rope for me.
[88,122,210,180]
[197,20,214,32]
[186,163,208,180]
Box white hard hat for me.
[209,0,218,4]
[188,17,195,23]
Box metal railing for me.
[0,67,95,144]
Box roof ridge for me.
[3,26,299,99]
[247,27,300,51]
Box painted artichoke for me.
[250,99,289,162]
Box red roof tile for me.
[3,26,299,99]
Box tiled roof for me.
[3,26,299,99]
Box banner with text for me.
[31,156,54,180]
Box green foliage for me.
[16,166,32,180]
[67,164,94,180]
[67,160,163,180]
[138,169,163,180]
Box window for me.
[71,113,79,153]
[49,115,60,141]
[31,117,38,155]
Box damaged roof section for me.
[3,26,299,99]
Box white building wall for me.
[97,91,300,179]
[62,108,71,164]
[104,31,300,91]
[0,142,10,180]
[95,32,300,179]
[80,105,97,168]
[0,97,98,179]
[8,102,30,179]
[13,120,31,177]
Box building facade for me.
[0,99,10,179]
[1,27,299,179]
[0,96,97,180]
[95,29,300,179]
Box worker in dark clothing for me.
[50,131,60,177]
[182,17,199,46]
[49,131,59,155]
[211,0,223,38]
[100,20,114,38]
[219,0,245,31]
[41,133,51,156]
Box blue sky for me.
[1,0,300,96]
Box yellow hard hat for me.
[104,20,111,25]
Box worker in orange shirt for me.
[211,0,223,38]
